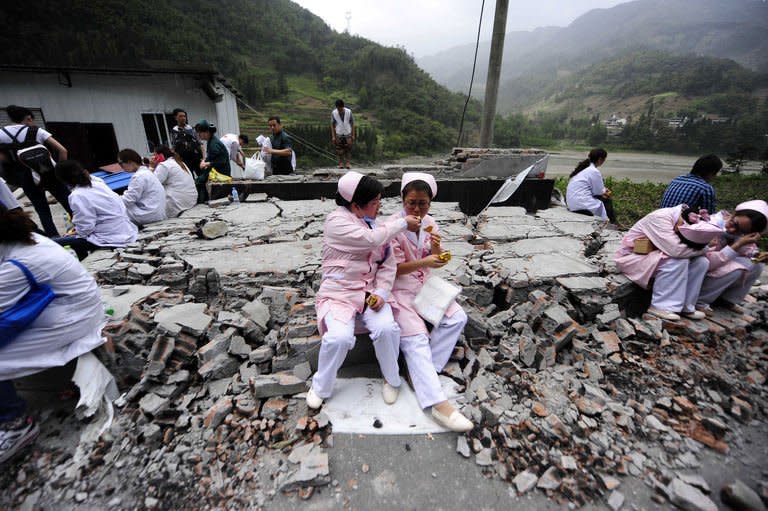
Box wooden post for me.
[479,0,509,147]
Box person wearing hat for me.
[193,120,231,203]
[307,171,421,410]
[614,204,721,321]
[696,199,768,313]
[386,172,473,432]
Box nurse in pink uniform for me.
[307,171,421,409]
[387,172,473,432]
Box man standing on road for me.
[0,105,71,236]
[263,117,294,175]
[660,154,721,213]
[330,99,355,169]
[170,108,203,180]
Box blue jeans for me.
[0,381,26,423]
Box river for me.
[546,150,698,183]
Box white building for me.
[0,62,240,170]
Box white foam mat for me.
[321,376,463,435]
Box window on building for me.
[0,107,47,127]
[141,113,176,152]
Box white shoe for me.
[306,387,323,409]
[431,408,474,433]
[646,307,680,321]
[382,383,400,405]
[681,310,706,320]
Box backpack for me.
[172,128,202,162]
[0,126,55,182]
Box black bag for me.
[173,129,202,162]
[0,126,53,184]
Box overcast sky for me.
[293,0,632,57]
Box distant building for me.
[603,114,627,137]
[0,62,240,170]
[703,114,730,125]
[666,116,689,129]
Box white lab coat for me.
[0,235,105,380]
[154,158,197,218]
[566,164,608,220]
[122,166,167,225]
[69,177,138,247]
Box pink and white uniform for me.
[388,173,467,409]
[312,173,408,399]
[614,205,709,313]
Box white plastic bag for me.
[244,152,265,180]
[412,275,461,325]
[230,160,244,179]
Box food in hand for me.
[438,251,452,262]
[424,225,434,233]
[366,294,378,307]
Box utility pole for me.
[479,0,509,147]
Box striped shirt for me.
[660,174,716,213]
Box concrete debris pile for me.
[2,199,767,510]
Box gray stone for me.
[249,373,307,398]
[556,276,609,292]
[228,336,251,358]
[456,436,470,458]
[139,393,169,416]
[249,346,274,364]
[198,354,240,380]
[513,470,538,494]
[677,473,710,494]
[613,318,635,339]
[280,451,331,490]
[155,303,212,336]
[537,466,561,490]
[199,220,228,239]
[241,299,271,330]
[198,330,233,363]
[288,442,316,464]
[475,448,493,466]
[293,361,312,381]
[668,478,717,511]
[140,423,162,443]
[721,480,766,511]
[608,490,625,511]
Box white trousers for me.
[651,256,708,312]
[312,304,402,399]
[697,259,763,306]
[400,308,467,409]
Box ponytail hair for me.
[155,144,190,173]
[570,148,608,178]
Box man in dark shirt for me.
[660,154,721,213]
[264,116,293,175]
[170,108,203,177]
[194,119,231,203]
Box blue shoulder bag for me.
[0,259,56,349]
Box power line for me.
[456,0,485,147]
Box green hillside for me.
[0,0,481,162]
[492,51,768,156]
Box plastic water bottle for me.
[63,212,74,234]
[231,186,240,206]
[103,302,115,319]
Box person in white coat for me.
[53,160,138,260]
[152,145,198,218]
[0,205,106,463]
[118,148,167,226]
[566,148,617,223]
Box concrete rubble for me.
[2,193,768,510]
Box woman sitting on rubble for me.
[386,172,473,432]
[152,145,198,218]
[696,200,767,314]
[0,204,107,464]
[566,148,617,224]
[118,148,167,226]
[306,171,421,410]
[53,160,138,260]
[614,204,723,321]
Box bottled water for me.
[231,186,240,206]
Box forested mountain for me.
[419,0,768,114]
[0,0,480,155]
